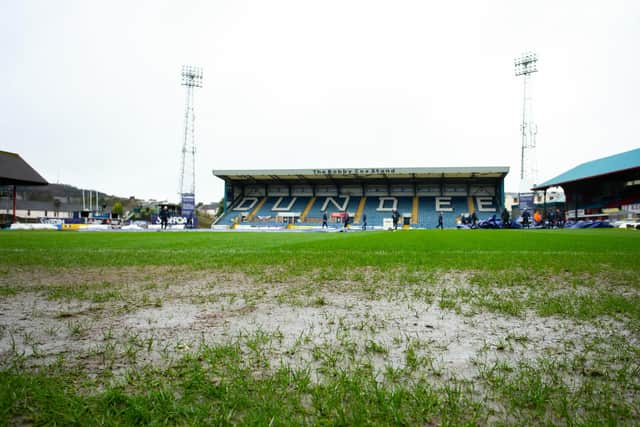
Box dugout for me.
[532,148,640,222]
[212,166,509,228]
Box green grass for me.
[0,229,638,273]
[0,229,639,425]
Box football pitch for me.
[1,229,639,425]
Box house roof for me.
[533,147,640,190]
[5,200,83,212]
[0,151,48,186]
[200,203,219,209]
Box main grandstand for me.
[212,167,509,229]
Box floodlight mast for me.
[178,65,203,200]
[514,52,538,191]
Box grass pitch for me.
[1,229,639,425]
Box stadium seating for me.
[214,195,499,229]
[416,197,437,228]
[360,197,392,228]
[302,196,356,224]
[605,195,640,208]
[252,197,310,218]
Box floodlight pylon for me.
[178,65,203,199]
[514,52,538,192]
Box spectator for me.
[556,208,564,228]
[533,210,542,225]
[436,211,444,229]
[553,209,560,227]
[547,209,555,229]
[501,208,510,228]
[362,212,367,231]
[159,205,169,230]
[522,209,530,228]
[321,211,328,229]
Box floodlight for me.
[178,64,204,199]
[514,51,539,187]
[181,65,203,88]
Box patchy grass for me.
[0,286,17,297]
[0,229,639,424]
[1,336,638,425]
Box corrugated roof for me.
[533,147,640,190]
[213,166,509,182]
[0,151,48,186]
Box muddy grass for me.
[2,264,639,424]
[1,266,635,384]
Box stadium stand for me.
[532,147,640,222]
[212,167,509,229]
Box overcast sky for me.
[2,1,639,203]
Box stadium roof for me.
[532,147,640,190]
[213,166,509,182]
[0,151,48,186]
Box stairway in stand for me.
[354,197,367,223]
[247,197,268,221]
[300,197,316,222]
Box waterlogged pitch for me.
[1,229,639,425]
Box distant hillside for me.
[7,183,142,212]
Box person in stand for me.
[159,205,169,230]
[471,211,478,227]
[321,211,328,229]
[436,211,444,229]
[343,210,349,231]
[501,208,510,229]
[362,212,367,231]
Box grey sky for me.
[2,1,639,204]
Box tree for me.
[215,198,225,218]
[112,201,124,218]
